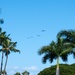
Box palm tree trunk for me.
[4,54,8,75]
[56,57,59,75]
[0,51,4,75]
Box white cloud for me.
[7,66,20,71]
[13,66,19,70]
[23,66,38,71]
[7,66,21,75]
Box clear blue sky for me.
[0,0,75,75]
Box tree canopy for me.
[38,63,75,75]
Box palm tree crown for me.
[38,39,71,63]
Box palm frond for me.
[38,41,58,63]
[57,30,75,43]
[60,53,68,62]
[57,30,69,38]
[42,53,50,63]
[38,45,50,55]
[60,47,72,56]
[10,48,20,53]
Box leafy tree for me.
[38,63,75,75]
[38,38,72,75]
[14,72,21,75]
[22,71,30,75]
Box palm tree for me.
[57,30,75,58]
[0,28,10,74]
[38,38,72,75]
[0,19,10,75]
[0,39,20,75]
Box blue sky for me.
[0,0,75,75]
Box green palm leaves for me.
[38,38,71,63]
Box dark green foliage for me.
[22,71,30,75]
[14,72,21,75]
[38,63,75,75]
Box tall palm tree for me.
[38,38,72,75]
[0,28,10,75]
[0,39,20,75]
[57,30,75,58]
